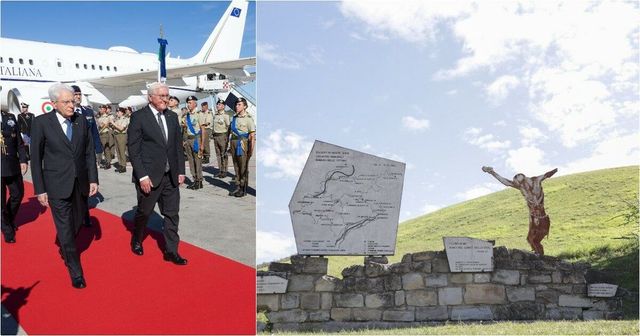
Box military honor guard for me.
[197,101,213,164]
[1,110,28,243]
[17,102,35,159]
[182,96,205,190]
[97,105,115,169]
[213,99,230,178]
[111,107,130,173]
[228,98,255,197]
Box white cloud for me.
[519,126,546,146]
[259,129,313,179]
[256,230,297,264]
[464,127,511,153]
[456,182,504,201]
[257,42,301,70]
[402,116,430,131]
[493,120,507,127]
[446,89,458,95]
[486,75,520,105]
[505,145,551,175]
[560,133,640,175]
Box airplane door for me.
[55,58,64,75]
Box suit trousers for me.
[184,138,203,182]
[1,175,24,239]
[213,133,228,173]
[230,139,250,188]
[49,178,85,279]
[133,172,181,254]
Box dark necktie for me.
[65,119,72,141]
[157,112,167,143]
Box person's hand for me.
[38,193,49,207]
[89,183,99,197]
[20,163,28,175]
[178,175,185,186]
[140,178,153,194]
[481,166,494,173]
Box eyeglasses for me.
[153,94,170,99]
[55,100,75,105]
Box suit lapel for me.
[71,113,81,149]
[146,106,167,148]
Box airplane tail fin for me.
[189,0,248,63]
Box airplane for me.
[0,0,255,116]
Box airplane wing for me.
[66,57,255,88]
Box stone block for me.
[303,257,328,274]
[268,262,295,273]
[341,277,356,292]
[528,274,552,284]
[536,290,559,304]
[405,290,437,306]
[520,274,528,285]
[425,274,448,287]
[300,293,321,310]
[382,309,415,322]
[412,261,432,273]
[356,278,384,293]
[493,302,544,320]
[321,293,333,309]
[308,310,331,322]
[464,284,506,304]
[352,308,383,321]
[438,287,463,305]
[506,287,535,302]
[257,294,279,312]
[401,253,413,263]
[415,306,449,321]
[330,308,351,321]
[315,275,338,292]
[402,273,425,290]
[288,275,315,291]
[583,310,605,320]
[548,284,573,294]
[342,265,365,278]
[572,284,587,294]
[592,299,619,311]
[492,270,520,285]
[552,271,562,283]
[384,274,402,291]
[365,292,395,308]
[389,263,412,274]
[365,256,389,264]
[334,293,364,308]
[413,251,437,261]
[365,262,390,277]
[281,293,300,309]
[558,295,593,308]
[432,258,450,273]
[545,307,581,320]
[450,306,493,320]
[563,272,586,284]
[474,274,491,283]
[267,309,307,323]
[450,273,473,284]
[605,311,624,320]
[395,290,405,306]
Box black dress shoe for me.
[83,219,92,227]
[187,183,196,190]
[198,181,204,189]
[71,276,86,289]
[131,241,144,256]
[4,235,16,243]
[163,252,188,265]
[229,188,240,196]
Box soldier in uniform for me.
[17,102,35,159]
[182,96,205,190]
[1,110,28,243]
[168,96,181,117]
[111,107,130,173]
[97,105,115,169]
[197,101,213,164]
[212,99,230,178]
[72,85,103,228]
[228,98,255,197]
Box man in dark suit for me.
[127,82,187,265]
[31,83,99,289]
[1,110,28,243]
[71,85,103,228]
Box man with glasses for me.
[31,83,99,288]
[127,83,187,265]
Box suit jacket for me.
[127,105,185,187]
[1,112,27,177]
[77,106,103,154]
[30,111,99,199]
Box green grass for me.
[267,320,639,335]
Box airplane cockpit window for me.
[19,59,24,65]
[207,74,215,81]
[76,63,80,69]
[9,58,14,64]
[29,59,33,65]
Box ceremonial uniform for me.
[1,112,27,243]
[112,114,129,172]
[17,109,35,158]
[212,109,230,177]
[97,112,115,168]
[197,108,213,164]
[182,111,204,189]
[229,112,255,196]
[75,105,103,156]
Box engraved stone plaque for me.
[443,237,494,272]
[257,272,289,294]
[289,141,405,255]
[588,283,618,297]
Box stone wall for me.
[257,247,623,332]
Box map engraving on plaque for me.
[443,237,494,272]
[289,141,405,255]
[257,272,289,294]
[587,283,618,297]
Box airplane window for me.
[76,63,80,69]
[114,67,118,72]
[91,65,95,70]
[9,58,13,64]
[140,68,144,72]
[107,66,111,71]
[19,59,24,65]
[84,64,88,69]
[57,61,62,67]
[29,59,33,65]
[0,57,3,63]
[99,65,103,70]
[207,74,215,80]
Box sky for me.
[256,1,639,264]
[1,0,256,98]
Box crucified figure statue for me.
[482,166,558,256]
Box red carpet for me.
[1,182,256,335]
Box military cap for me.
[201,101,208,106]
[236,97,248,105]
[169,96,180,103]
[20,102,29,107]
[216,99,225,104]
[186,95,198,102]
[71,85,82,93]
